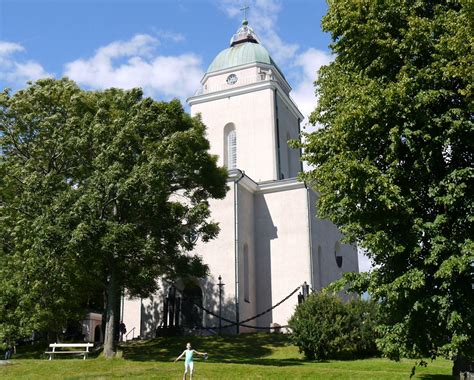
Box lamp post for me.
[218,275,225,335]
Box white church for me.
[122,19,358,338]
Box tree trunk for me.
[103,269,118,359]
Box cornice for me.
[226,169,305,194]
[257,178,305,194]
[188,80,304,121]
[202,62,292,93]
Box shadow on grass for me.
[121,333,305,367]
[11,343,47,360]
[13,342,104,360]
[417,376,453,380]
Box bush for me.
[288,292,379,360]
[344,298,379,358]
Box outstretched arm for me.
[194,350,208,356]
[174,351,185,362]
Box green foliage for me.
[295,0,473,361]
[288,293,379,360]
[0,78,228,351]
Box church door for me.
[181,285,203,328]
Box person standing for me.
[174,342,208,380]
[4,343,15,360]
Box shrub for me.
[344,298,379,358]
[288,292,379,360]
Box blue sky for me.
[0,0,331,112]
[0,0,372,272]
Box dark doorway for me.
[181,284,203,328]
[94,325,101,343]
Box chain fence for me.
[176,283,304,331]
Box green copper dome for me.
[207,42,275,73]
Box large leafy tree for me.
[298,0,473,366]
[0,78,228,357]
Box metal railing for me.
[124,327,135,341]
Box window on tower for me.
[224,123,237,169]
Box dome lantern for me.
[230,19,260,47]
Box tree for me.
[0,78,228,357]
[297,0,473,369]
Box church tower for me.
[188,19,303,182]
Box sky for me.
[0,0,372,272]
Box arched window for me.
[224,123,237,169]
[243,244,250,302]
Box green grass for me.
[1,333,453,379]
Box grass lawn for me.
[1,333,453,379]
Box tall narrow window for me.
[228,130,237,169]
[243,244,250,302]
[317,246,323,289]
[224,123,237,169]
[335,241,342,268]
[286,132,292,178]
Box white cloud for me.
[291,48,334,126]
[0,41,24,56]
[0,40,51,87]
[153,30,186,43]
[64,34,204,99]
[291,48,334,172]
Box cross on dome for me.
[240,4,249,22]
[230,5,260,47]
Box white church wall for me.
[236,183,257,332]
[140,291,164,338]
[123,183,239,337]
[308,190,359,297]
[191,183,238,329]
[254,184,312,328]
[275,91,301,179]
[122,297,141,341]
[191,88,277,182]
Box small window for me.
[243,244,250,302]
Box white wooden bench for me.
[45,343,94,360]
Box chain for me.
[176,284,302,329]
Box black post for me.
[298,292,304,304]
[302,281,309,300]
[163,297,168,329]
[218,275,224,335]
[175,297,181,328]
